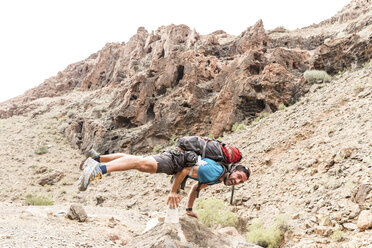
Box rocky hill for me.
[1,1,371,155]
[0,0,371,247]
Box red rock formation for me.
[0,0,371,153]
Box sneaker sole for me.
[78,158,98,191]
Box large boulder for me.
[352,184,372,209]
[357,210,372,231]
[126,216,260,248]
[67,204,88,222]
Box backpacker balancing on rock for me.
[77,136,251,219]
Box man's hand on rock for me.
[167,192,181,208]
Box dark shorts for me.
[154,152,177,175]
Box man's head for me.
[225,165,251,186]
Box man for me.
[78,145,250,219]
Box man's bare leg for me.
[98,153,158,173]
[80,150,129,170]
[105,155,158,174]
[78,154,158,191]
[99,153,129,163]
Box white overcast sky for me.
[0,0,350,103]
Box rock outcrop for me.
[0,0,371,155]
[126,216,260,248]
[357,210,372,231]
[67,204,87,222]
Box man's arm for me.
[186,182,208,219]
[167,168,191,208]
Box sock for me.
[99,164,107,175]
[93,155,101,162]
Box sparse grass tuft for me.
[278,103,286,111]
[195,198,238,228]
[35,146,48,155]
[252,117,261,125]
[304,70,331,84]
[152,145,163,154]
[231,122,246,132]
[245,215,290,248]
[337,69,347,76]
[169,134,178,147]
[275,214,290,228]
[251,112,270,126]
[331,229,344,242]
[25,194,54,206]
[245,220,281,248]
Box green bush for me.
[251,116,261,125]
[232,122,246,132]
[337,69,347,76]
[304,70,331,84]
[152,145,163,154]
[251,112,270,126]
[169,134,178,147]
[274,214,290,229]
[35,146,48,155]
[278,103,286,111]
[195,198,238,228]
[245,221,281,248]
[25,194,54,206]
[245,215,289,248]
[331,229,344,242]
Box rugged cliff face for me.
[0,0,371,155]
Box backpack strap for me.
[202,140,208,158]
[180,176,188,191]
[179,165,196,191]
[226,146,234,164]
[199,137,208,158]
[230,186,235,205]
[219,163,236,205]
[226,163,237,205]
[200,137,225,161]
